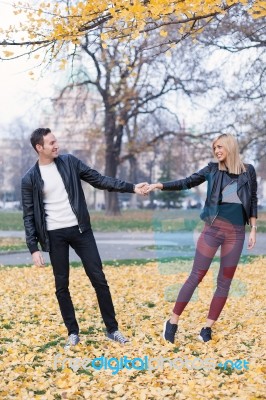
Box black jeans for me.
[48,226,118,335]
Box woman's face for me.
[213,139,228,162]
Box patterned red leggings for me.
[173,218,245,320]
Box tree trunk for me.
[104,109,121,215]
[128,155,138,209]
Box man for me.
[21,128,147,349]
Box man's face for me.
[37,133,59,160]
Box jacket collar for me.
[237,172,248,190]
[34,157,60,174]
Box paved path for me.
[0,230,265,266]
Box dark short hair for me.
[30,128,51,152]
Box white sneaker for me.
[106,330,129,344]
[64,333,80,350]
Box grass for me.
[1,209,266,253]
[0,237,27,252]
[0,209,204,232]
[0,211,24,231]
[0,254,259,269]
[1,209,266,232]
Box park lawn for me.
[0,257,265,399]
[1,209,266,232]
[0,237,27,252]
[0,209,201,232]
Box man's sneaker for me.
[64,333,80,349]
[163,320,178,344]
[198,327,212,342]
[106,330,129,344]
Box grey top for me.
[221,180,242,204]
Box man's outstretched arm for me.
[73,155,148,194]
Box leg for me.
[48,228,79,335]
[163,224,223,343]
[70,227,118,334]
[172,224,222,319]
[207,223,245,322]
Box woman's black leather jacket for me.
[21,154,134,254]
[162,162,257,225]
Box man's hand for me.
[32,251,45,267]
[134,182,149,195]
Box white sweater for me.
[39,162,78,230]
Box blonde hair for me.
[212,133,246,174]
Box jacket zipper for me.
[210,212,219,226]
[68,195,82,233]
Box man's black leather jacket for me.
[21,154,134,254]
[162,162,257,225]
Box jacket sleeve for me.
[21,176,39,254]
[73,156,135,193]
[162,163,211,191]
[248,164,258,218]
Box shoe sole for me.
[197,335,211,343]
[197,335,204,342]
[64,340,80,349]
[162,320,168,341]
[106,337,129,344]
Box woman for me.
[146,134,258,343]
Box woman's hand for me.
[247,228,256,250]
[144,183,163,194]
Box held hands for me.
[144,183,163,194]
[134,182,163,195]
[32,251,46,267]
[134,182,149,195]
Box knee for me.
[87,270,108,288]
[187,269,206,286]
[55,278,69,297]
[216,278,232,295]
[55,286,70,300]
[223,266,237,279]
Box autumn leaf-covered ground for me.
[0,257,265,399]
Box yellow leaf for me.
[59,58,67,70]
[100,33,108,41]
[3,51,14,57]
[160,30,168,37]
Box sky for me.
[0,55,52,126]
[0,1,249,141]
[0,1,56,135]
[0,1,210,139]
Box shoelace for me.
[113,331,127,343]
